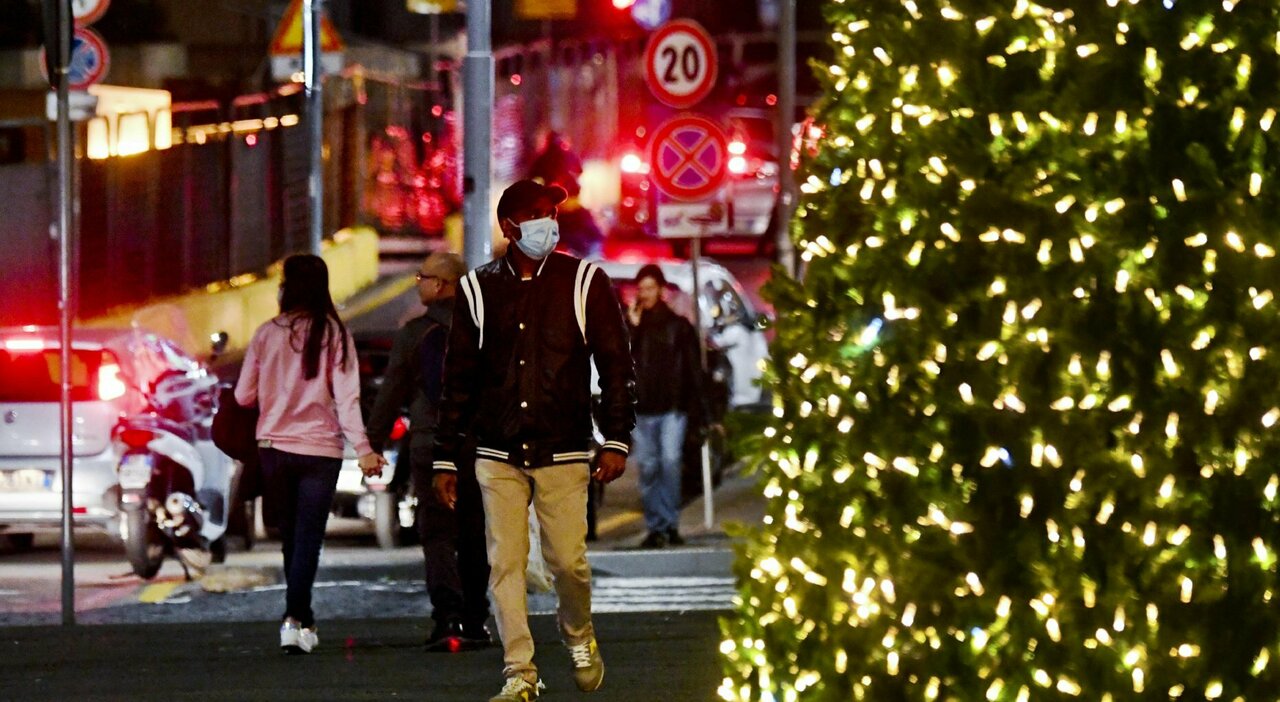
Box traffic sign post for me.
[644,19,717,109]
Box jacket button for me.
[524,460,531,467]
[522,443,529,449]
[521,401,528,408]
[519,323,526,330]
[519,359,526,366]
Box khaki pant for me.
[475,458,594,682]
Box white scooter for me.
[112,338,248,579]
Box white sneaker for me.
[279,620,319,654]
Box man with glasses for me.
[367,251,492,651]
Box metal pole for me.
[689,224,713,529]
[304,0,324,255]
[774,0,797,274]
[52,0,76,626]
[462,0,494,268]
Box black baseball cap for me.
[497,179,568,222]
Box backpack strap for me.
[573,259,599,344]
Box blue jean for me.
[632,411,687,533]
[259,447,341,628]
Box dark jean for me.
[411,444,491,627]
[259,447,341,629]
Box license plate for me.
[0,469,53,492]
[118,454,154,489]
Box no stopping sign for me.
[644,19,718,109]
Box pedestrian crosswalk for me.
[530,577,737,615]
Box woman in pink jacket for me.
[235,254,387,654]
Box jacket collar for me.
[503,249,553,279]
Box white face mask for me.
[512,217,559,259]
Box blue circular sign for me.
[631,0,671,31]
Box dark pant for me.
[259,447,341,629]
[411,445,491,626]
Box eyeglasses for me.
[415,273,443,283]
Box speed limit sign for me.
[644,19,718,109]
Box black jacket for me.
[432,251,637,471]
[366,300,451,454]
[630,300,705,420]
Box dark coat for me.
[630,300,706,420]
[433,252,637,471]
[366,299,452,454]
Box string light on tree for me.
[721,0,1280,699]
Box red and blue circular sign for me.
[41,27,110,91]
[649,114,728,202]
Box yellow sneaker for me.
[567,638,604,691]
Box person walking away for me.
[627,264,706,548]
[433,179,636,702]
[235,254,387,654]
[365,252,493,651]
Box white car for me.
[0,326,198,547]
[595,258,770,410]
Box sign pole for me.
[304,0,324,256]
[462,0,494,269]
[51,0,77,627]
[774,0,797,274]
[689,214,715,530]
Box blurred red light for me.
[613,0,636,7]
[97,359,126,401]
[245,134,258,147]
[728,156,748,174]
[766,94,778,106]
[431,105,444,117]
[510,74,522,86]
[390,416,410,441]
[728,140,747,155]
[119,429,155,449]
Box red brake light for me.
[728,140,747,155]
[728,155,748,174]
[389,416,410,442]
[119,428,155,449]
[612,0,636,8]
[3,338,45,352]
[97,354,126,401]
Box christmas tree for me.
[721,0,1280,700]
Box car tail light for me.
[620,152,647,174]
[728,155,749,175]
[3,338,45,352]
[97,354,126,401]
[389,416,410,441]
[728,140,747,156]
[118,428,156,449]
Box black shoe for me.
[425,619,464,652]
[639,531,667,549]
[460,621,493,648]
[666,529,685,546]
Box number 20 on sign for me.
[644,19,718,109]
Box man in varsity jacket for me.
[431,179,636,702]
